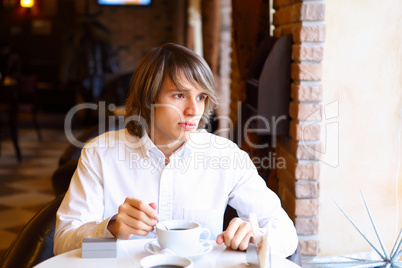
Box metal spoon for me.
[159,221,169,230]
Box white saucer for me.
[144,239,212,260]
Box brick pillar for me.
[273,0,325,256]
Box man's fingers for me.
[113,220,151,238]
[223,218,253,250]
[223,218,242,247]
[124,198,159,220]
[116,212,154,232]
[149,202,157,210]
[109,198,159,239]
[119,199,157,227]
[229,223,248,250]
[108,217,150,239]
[126,197,159,220]
[238,232,253,251]
[216,233,225,245]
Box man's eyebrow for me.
[168,88,208,95]
[168,88,189,93]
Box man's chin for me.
[182,129,197,140]
[162,131,194,147]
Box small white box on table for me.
[82,237,117,258]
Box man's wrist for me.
[105,215,117,237]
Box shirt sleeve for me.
[53,147,113,255]
[227,149,298,258]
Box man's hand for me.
[107,198,158,239]
[216,217,253,251]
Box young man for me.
[54,43,298,257]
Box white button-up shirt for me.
[54,129,298,257]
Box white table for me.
[35,239,300,268]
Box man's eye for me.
[197,95,207,101]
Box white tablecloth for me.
[35,239,300,268]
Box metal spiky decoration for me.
[305,190,402,268]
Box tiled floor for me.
[0,114,85,260]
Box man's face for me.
[149,74,207,148]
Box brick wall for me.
[273,0,325,256]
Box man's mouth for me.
[178,122,197,130]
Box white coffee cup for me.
[156,220,211,255]
[140,255,193,268]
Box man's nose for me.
[184,98,198,116]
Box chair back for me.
[52,159,79,196]
[0,195,64,268]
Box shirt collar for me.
[139,132,160,160]
[134,131,193,160]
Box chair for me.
[0,79,21,161]
[0,195,64,268]
[58,125,100,166]
[17,74,42,141]
[0,74,42,162]
[52,159,79,196]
